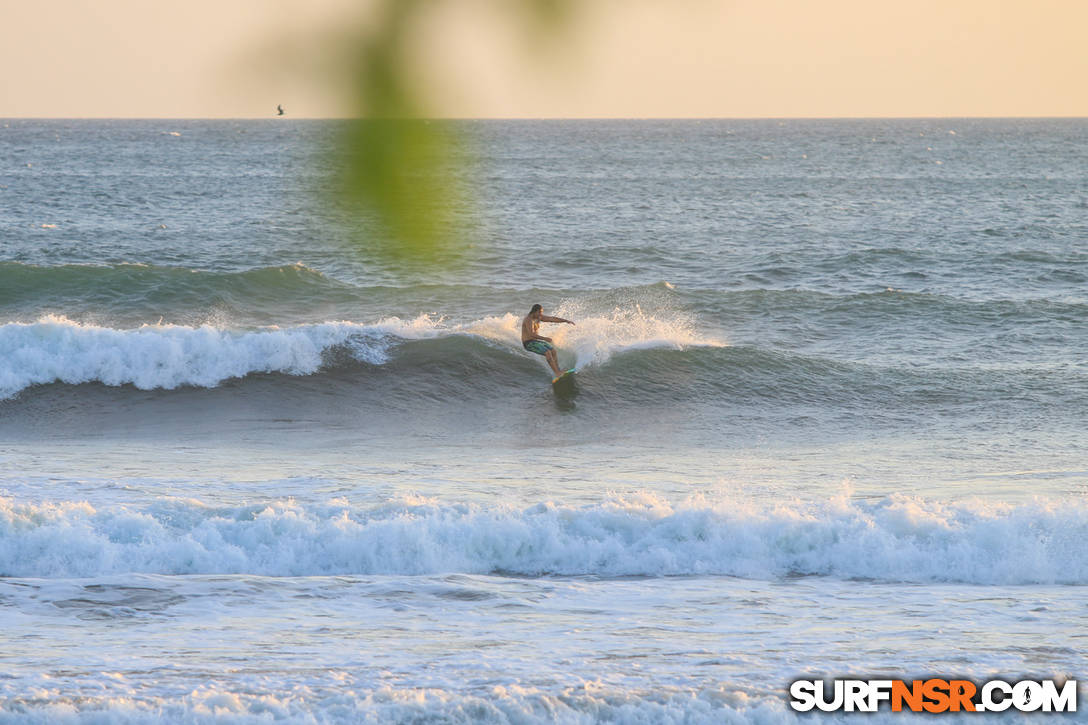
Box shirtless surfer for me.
[521,304,574,378]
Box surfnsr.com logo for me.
[789,679,1077,713]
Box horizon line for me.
[3,115,1087,122]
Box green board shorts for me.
[522,339,554,356]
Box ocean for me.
[0,118,1085,722]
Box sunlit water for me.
[1,119,1086,722]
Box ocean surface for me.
[1,118,1086,723]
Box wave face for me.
[2,493,1084,584]
[4,312,1084,428]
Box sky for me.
[1,0,1085,118]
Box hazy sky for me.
[2,0,1085,118]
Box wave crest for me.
[0,309,720,399]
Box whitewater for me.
[1,119,1086,723]
[2,493,1087,583]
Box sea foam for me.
[0,683,838,725]
[1,492,1084,584]
[0,315,458,398]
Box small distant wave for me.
[711,287,1088,323]
[0,261,351,314]
[2,493,1085,584]
[0,308,721,400]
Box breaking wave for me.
[1,492,1085,584]
[0,310,721,400]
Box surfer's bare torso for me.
[520,315,546,344]
[521,310,572,344]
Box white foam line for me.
[1,492,1083,584]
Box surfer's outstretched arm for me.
[540,315,574,325]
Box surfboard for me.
[551,369,576,384]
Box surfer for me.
[276,104,285,116]
[521,304,574,377]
